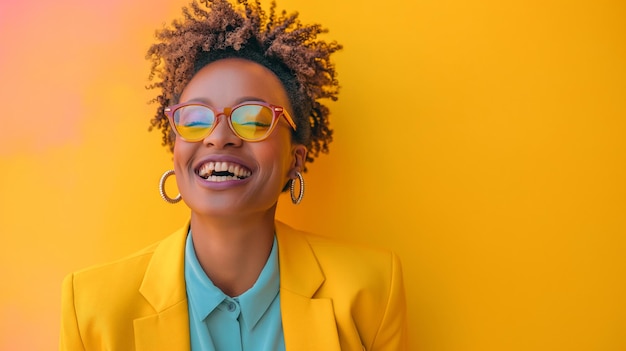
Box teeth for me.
[206,175,241,182]
[197,161,251,179]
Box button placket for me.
[221,298,240,317]
[226,300,236,312]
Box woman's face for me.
[173,58,306,218]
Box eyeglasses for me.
[164,101,297,142]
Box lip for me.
[192,154,254,190]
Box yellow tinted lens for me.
[174,105,214,141]
[231,105,273,140]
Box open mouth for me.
[196,161,252,182]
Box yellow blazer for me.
[60,221,408,350]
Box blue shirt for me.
[184,232,285,351]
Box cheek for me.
[274,143,297,173]
[173,136,190,153]
[172,139,196,169]
[262,133,294,163]
[172,145,182,166]
[248,143,286,177]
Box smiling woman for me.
[59,0,408,350]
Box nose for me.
[202,115,243,148]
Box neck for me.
[189,208,276,297]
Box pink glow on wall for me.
[0,0,130,156]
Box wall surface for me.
[1,0,625,350]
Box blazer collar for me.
[133,220,341,351]
[135,223,191,351]
[275,221,341,351]
[138,221,320,306]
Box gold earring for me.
[290,172,304,204]
[159,170,182,204]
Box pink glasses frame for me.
[164,101,297,142]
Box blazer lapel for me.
[133,301,190,351]
[135,224,191,351]
[276,221,341,351]
[131,221,341,351]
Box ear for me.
[289,144,307,178]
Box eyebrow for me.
[183,96,268,106]
[234,96,268,105]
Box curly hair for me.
[146,0,342,165]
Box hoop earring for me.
[290,172,305,205]
[159,170,182,204]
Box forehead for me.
[180,58,290,108]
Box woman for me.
[60,1,408,350]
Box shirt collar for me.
[237,235,280,330]
[184,231,280,331]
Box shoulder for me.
[62,241,159,329]
[277,220,400,265]
[275,220,403,292]
[275,221,408,349]
[62,225,187,311]
[66,240,159,292]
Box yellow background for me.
[1,0,625,350]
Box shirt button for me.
[227,301,236,312]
